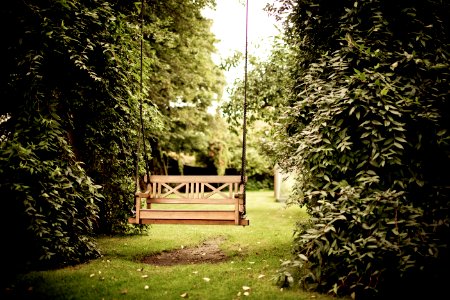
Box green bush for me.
[0,112,102,273]
[246,176,273,191]
[0,0,140,274]
[273,0,450,298]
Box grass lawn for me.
[5,191,347,300]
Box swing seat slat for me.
[139,209,236,220]
[148,198,237,205]
[128,218,249,226]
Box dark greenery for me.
[0,0,124,274]
[271,0,450,298]
[0,110,102,274]
[0,0,222,274]
[246,175,273,191]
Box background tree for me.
[222,39,293,127]
[141,0,226,174]
[272,0,450,298]
[221,40,294,189]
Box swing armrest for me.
[234,193,244,199]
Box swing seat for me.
[128,175,249,226]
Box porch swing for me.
[128,0,250,226]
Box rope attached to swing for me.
[136,0,150,193]
[135,0,249,210]
[240,0,249,216]
[140,0,151,182]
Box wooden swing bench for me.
[128,175,249,226]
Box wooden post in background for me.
[274,164,282,202]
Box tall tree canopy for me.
[0,0,222,275]
[270,0,450,298]
[142,0,226,174]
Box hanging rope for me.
[240,0,249,216]
[134,135,141,193]
[138,0,151,186]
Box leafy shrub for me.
[0,0,143,274]
[273,0,450,298]
[0,111,102,273]
[246,175,273,191]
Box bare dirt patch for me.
[140,237,228,266]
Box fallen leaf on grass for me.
[243,292,250,296]
[144,285,149,290]
[180,292,188,298]
[242,286,251,291]
[192,271,198,274]
[137,268,143,272]
[258,274,265,279]
[89,274,95,278]
[141,275,149,278]
[202,277,210,282]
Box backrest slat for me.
[145,175,246,202]
[149,175,242,184]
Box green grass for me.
[6,191,346,300]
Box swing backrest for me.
[145,175,242,202]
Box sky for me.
[202,0,279,61]
[202,0,280,106]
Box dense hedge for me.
[0,0,145,275]
[273,0,450,298]
[0,0,220,275]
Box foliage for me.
[193,115,231,175]
[0,0,225,273]
[222,39,294,127]
[0,0,154,271]
[246,175,273,191]
[142,0,226,174]
[222,120,275,185]
[0,108,102,273]
[47,0,149,234]
[221,46,290,181]
[271,0,450,298]
[221,35,295,190]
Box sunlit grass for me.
[9,191,347,300]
